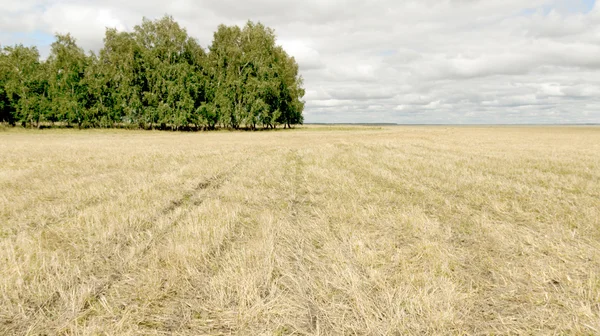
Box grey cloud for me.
[326,88,398,101]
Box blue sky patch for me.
[378,49,397,57]
[5,31,55,46]
[521,0,595,16]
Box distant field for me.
[1,126,599,335]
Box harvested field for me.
[1,126,599,335]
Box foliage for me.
[0,16,305,130]
[0,45,48,126]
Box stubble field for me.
[1,126,599,335]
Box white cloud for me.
[278,40,324,70]
[40,5,126,50]
[1,0,599,123]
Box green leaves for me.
[0,44,48,126]
[45,33,90,126]
[207,21,305,129]
[0,16,305,130]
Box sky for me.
[1,0,599,124]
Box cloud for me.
[39,5,126,51]
[278,40,324,71]
[1,0,599,123]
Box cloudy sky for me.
[1,0,599,124]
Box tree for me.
[238,22,279,130]
[87,29,143,127]
[0,45,49,127]
[273,46,305,128]
[207,24,242,129]
[207,21,304,129]
[133,15,206,130]
[46,34,89,127]
[0,48,15,124]
[0,16,305,131]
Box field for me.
[1,126,599,335]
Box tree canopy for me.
[0,16,305,130]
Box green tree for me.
[0,48,15,124]
[0,16,304,131]
[133,15,206,130]
[88,29,143,127]
[208,21,304,129]
[274,46,305,128]
[207,24,241,129]
[46,34,89,127]
[0,45,49,127]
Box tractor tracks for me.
[21,156,251,334]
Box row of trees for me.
[0,16,305,130]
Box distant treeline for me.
[0,16,305,130]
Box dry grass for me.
[1,126,599,335]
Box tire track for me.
[1,192,104,239]
[280,149,375,334]
[156,214,250,334]
[154,153,273,334]
[2,170,191,240]
[2,154,224,241]
[96,149,273,334]
[255,149,324,334]
[289,150,321,334]
[21,157,250,335]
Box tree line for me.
[0,16,305,130]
